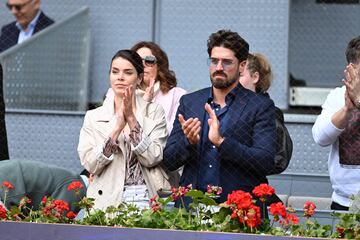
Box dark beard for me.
[211,73,238,89]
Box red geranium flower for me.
[67,211,77,219]
[286,213,299,225]
[303,201,316,217]
[0,204,7,219]
[227,190,253,210]
[2,181,14,190]
[246,205,261,228]
[41,196,48,205]
[170,184,192,201]
[53,199,70,214]
[252,184,275,201]
[67,181,84,191]
[269,202,287,218]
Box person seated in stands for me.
[163,30,277,216]
[78,50,171,210]
[0,0,54,53]
[0,64,9,161]
[312,36,360,211]
[239,53,293,176]
[106,41,186,134]
[0,160,87,212]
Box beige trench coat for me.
[78,94,168,210]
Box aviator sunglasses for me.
[142,55,157,67]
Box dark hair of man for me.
[131,41,177,93]
[207,29,249,62]
[110,49,144,76]
[346,36,360,64]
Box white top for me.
[16,10,41,44]
[312,86,360,207]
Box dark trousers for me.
[331,201,349,211]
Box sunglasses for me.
[142,55,157,67]
[6,0,33,11]
[207,57,235,70]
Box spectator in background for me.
[0,160,87,213]
[163,30,277,212]
[0,0,54,53]
[0,64,9,160]
[107,41,186,133]
[78,50,174,210]
[312,36,360,211]
[239,53,293,176]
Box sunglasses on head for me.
[142,55,157,66]
[6,0,32,11]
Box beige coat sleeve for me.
[77,111,114,175]
[132,104,168,168]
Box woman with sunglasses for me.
[78,50,170,210]
[107,42,186,133]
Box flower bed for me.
[0,181,358,239]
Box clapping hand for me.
[178,114,201,145]
[143,77,156,102]
[123,86,137,129]
[343,63,360,107]
[204,103,224,147]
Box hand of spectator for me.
[112,99,126,137]
[205,103,224,147]
[143,77,156,102]
[178,114,201,145]
[123,86,137,130]
[344,88,355,111]
[343,63,360,107]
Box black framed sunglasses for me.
[6,0,33,11]
[142,55,157,66]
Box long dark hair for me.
[131,41,177,93]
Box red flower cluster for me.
[66,211,77,220]
[42,197,70,220]
[252,184,275,202]
[269,202,299,227]
[0,204,6,219]
[2,181,14,190]
[67,181,84,191]
[149,196,161,212]
[171,184,192,201]
[269,202,287,218]
[226,190,261,228]
[280,213,299,227]
[207,185,223,196]
[303,201,316,217]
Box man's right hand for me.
[178,114,201,145]
[343,63,360,107]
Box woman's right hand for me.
[143,77,156,102]
[110,101,126,141]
